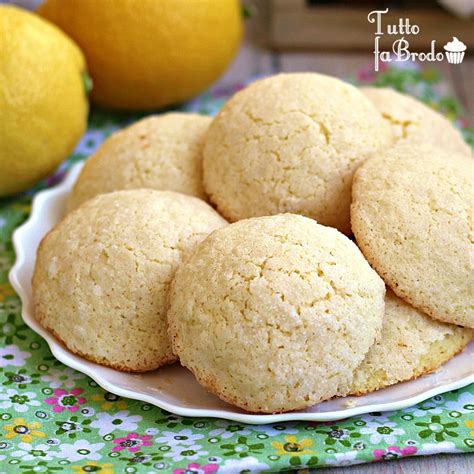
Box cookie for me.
[351,143,473,328]
[68,113,212,211]
[203,73,392,234]
[167,214,385,413]
[362,87,471,156]
[341,290,473,396]
[33,189,227,372]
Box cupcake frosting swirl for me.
[444,37,466,52]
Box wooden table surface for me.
[215,4,473,473]
[217,1,473,123]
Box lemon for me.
[39,0,243,110]
[0,5,88,197]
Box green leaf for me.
[220,444,234,450]
[444,422,459,428]
[289,456,301,466]
[241,4,254,19]
[81,70,93,96]
[418,429,432,439]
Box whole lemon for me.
[0,5,88,197]
[39,0,243,110]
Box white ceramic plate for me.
[9,162,474,424]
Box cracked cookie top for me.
[33,189,227,372]
[68,113,212,212]
[351,143,473,328]
[203,73,392,234]
[361,87,471,156]
[341,290,473,397]
[167,214,385,413]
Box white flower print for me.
[0,344,31,367]
[40,367,85,389]
[77,130,108,155]
[359,421,405,444]
[251,422,299,437]
[220,456,270,473]
[80,407,95,418]
[444,392,474,414]
[208,420,251,440]
[144,427,159,436]
[417,441,462,455]
[90,410,142,436]
[360,411,394,423]
[163,444,208,463]
[56,439,104,462]
[326,451,365,467]
[10,442,55,461]
[155,428,204,446]
[405,395,445,417]
[0,389,40,413]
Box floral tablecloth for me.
[0,65,473,473]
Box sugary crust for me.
[362,87,471,156]
[43,321,178,373]
[351,144,474,328]
[33,189,227,372]
[341,290,474,396]
[203,73,392,234]
[68,113,212,211]
[167,214,385,413]
[348,340,471,397]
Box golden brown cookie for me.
[342,290,473,396]
[68,113,212,211]
[203,73,392,234]
[352,143,473,328]
[167,214,385,413]
[362,87,471,156]
[33,189,227,372]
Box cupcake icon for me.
[444,37,466,64]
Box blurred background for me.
[225,0,473,123]
[4,0,473,121]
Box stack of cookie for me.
[33,73,473,414]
